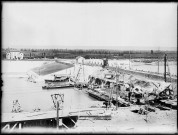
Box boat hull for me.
[42,84,74,89]
[45,80,64,83]
[87,91,108,101]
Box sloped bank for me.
[31,61,74,76]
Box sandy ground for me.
[68,107,177,134]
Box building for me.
[6,50,24,60]
[76,56,85,64]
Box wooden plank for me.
[2,108,107,123]
[2,110,68,123]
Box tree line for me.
[2,48,177,60]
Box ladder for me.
[75,64,85,83]
[75,64,82,82]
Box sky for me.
[2,2,177,50]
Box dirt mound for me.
[31,61,73,76]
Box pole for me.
[116,66,119,110]
[83,60,85,82]
[110,83,114,107]
[109,86,112,108]
[129,50,131,69]
[146,101,148,122]
[19,123,22,130]
[164,54,167,82]
[157,47,160,74]
[158,58,159,74]
[109,84,113,109]
[56,100,59,129]
[116,85,119,110]
[118,85,120,108]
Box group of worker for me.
[12,100,22,113]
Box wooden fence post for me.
[56,101,59,129]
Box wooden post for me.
[118,85,120,109]
[116,85,118,110]
[158,57,159,74]
[115,66,119,110]
[146,104,148,122]
[10,123,18,132]
[129,50,131,70]
[108,84,112,109]
[82,60,85,82]
[56,100,59,129]
[2,124,10,130]
[164,54,167,82]
[110,83,114,108]
[19,123,22,130]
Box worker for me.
[103,101,111,110]
[128,90,131,102]
[127,84,134,102]
[79,84,83,90]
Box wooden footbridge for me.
[1,92,111,132]
[1,107,111,132]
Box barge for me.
[45,75,73,83]
[43,74,75,89]
[42,84,74,89]
[87,89,110,101]
[87,90,104,101]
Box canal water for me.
[2,73,98,113]
[1,60,177,113]
[1,60,99,113]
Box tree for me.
[151,50,153,54]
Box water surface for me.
[2,73,96,113]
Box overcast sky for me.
[2,2,177,50]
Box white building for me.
[6,50,24,60]
[76,56,85,64]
